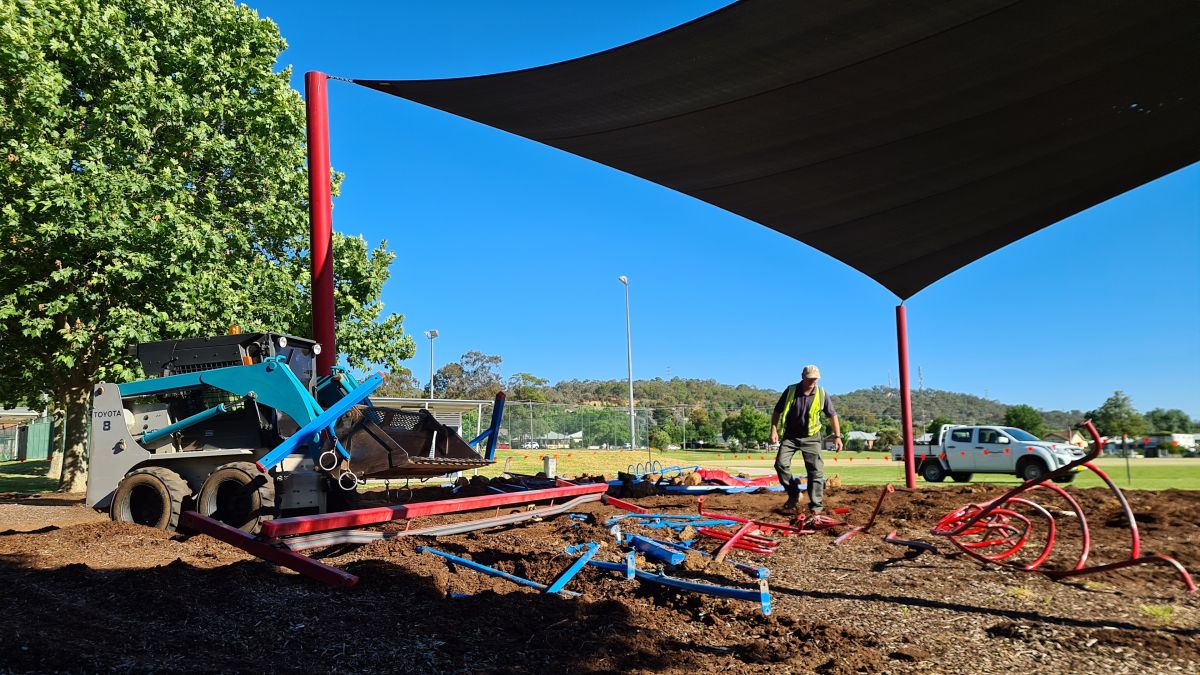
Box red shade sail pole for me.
[897,304,917,489]
[306,71,336,376]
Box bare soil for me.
[0,484,1196,674]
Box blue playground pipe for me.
[545,542,599,594]
[466,392,506,461]
[417,546,581,598]
[625,534,685,566]
[588,554,772,615]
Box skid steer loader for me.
[86,332,501,533]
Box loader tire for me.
[110,466,191,532]
[197,461,275,534]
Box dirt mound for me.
[0,486,1197,673]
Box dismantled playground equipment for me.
[932,420,1196,593]
[87,332,502,532]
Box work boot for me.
[782,495,799,512]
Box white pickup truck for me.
[891,424,1086,483]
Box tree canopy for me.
[1144,408,1197,433]
[1003,404,1046,438]
[1086,391,1148,440]
[0,0,413,489]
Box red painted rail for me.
[181,512,358,588]
[261,481,608,538]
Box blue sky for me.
[249,1,1200,416]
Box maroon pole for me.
[305,71,336,376]
[896,304,917,488]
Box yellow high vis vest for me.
[779,384,824,437]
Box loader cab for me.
[128,332,321,452]
[133,332,320,392]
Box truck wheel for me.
[1052,471,1077,484]
[1018,459,1048,482]
[921,461,947,483]
[197,461,276,533]
[110,466,191,532]
[950,472,974,483]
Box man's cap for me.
[802,364,821,379]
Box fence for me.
[459,400,974,451]
[0,418,54,462]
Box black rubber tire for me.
[1019,459,1048,482]
[1052,471,1077,484]
[950,472,974,483]
[197,461,276,533]
[921,461,947,483]
[110,466,191,532]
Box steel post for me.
[896,304,917,488]
[305,71,336,376]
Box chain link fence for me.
[459,400,993,451]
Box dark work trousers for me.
[775,437,825,511]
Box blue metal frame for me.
[466,392,506,460]
[625,534,685,565]
[588,554,772,615]
[119,359,323,434]
[418,545,581,598]
[545,542,599,594]
[255,372,385,471]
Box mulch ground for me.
[0,483,1196,674]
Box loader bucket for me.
[334,405,492,479]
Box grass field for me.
[3,452,1197,496]
[0,460,57,494]
[476,449,1200,490]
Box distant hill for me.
[544,378,1084,432]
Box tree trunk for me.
[58,372,91,493]
[45,410,64,481]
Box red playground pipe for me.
[932,420,1196,593]
[305,71,336,376]
[261,481,608,538]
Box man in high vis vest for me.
[770,364,842,514]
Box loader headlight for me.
[312,343,322,355]
[277,336,287,348]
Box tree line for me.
[379,351,1199,449]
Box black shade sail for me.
[354,0,1200,298]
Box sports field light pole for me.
[424,329,439,399]
[618,276,642,460]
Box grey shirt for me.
[773,384,837,439]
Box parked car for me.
[891,424,1085,483]
[521,441,540,449]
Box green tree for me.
[648,428,672,450]
[432,351,503,400]
[375,366,424,398]
[721,405,771,448]
[1144,408,1194,433]
[686,406,722,446]
[875,427,902,448]
[1003,404,1046,438]
[507,372,548,402]
[1085,391,1147,440]
[926,417,954,434]
[0,0,414,490]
